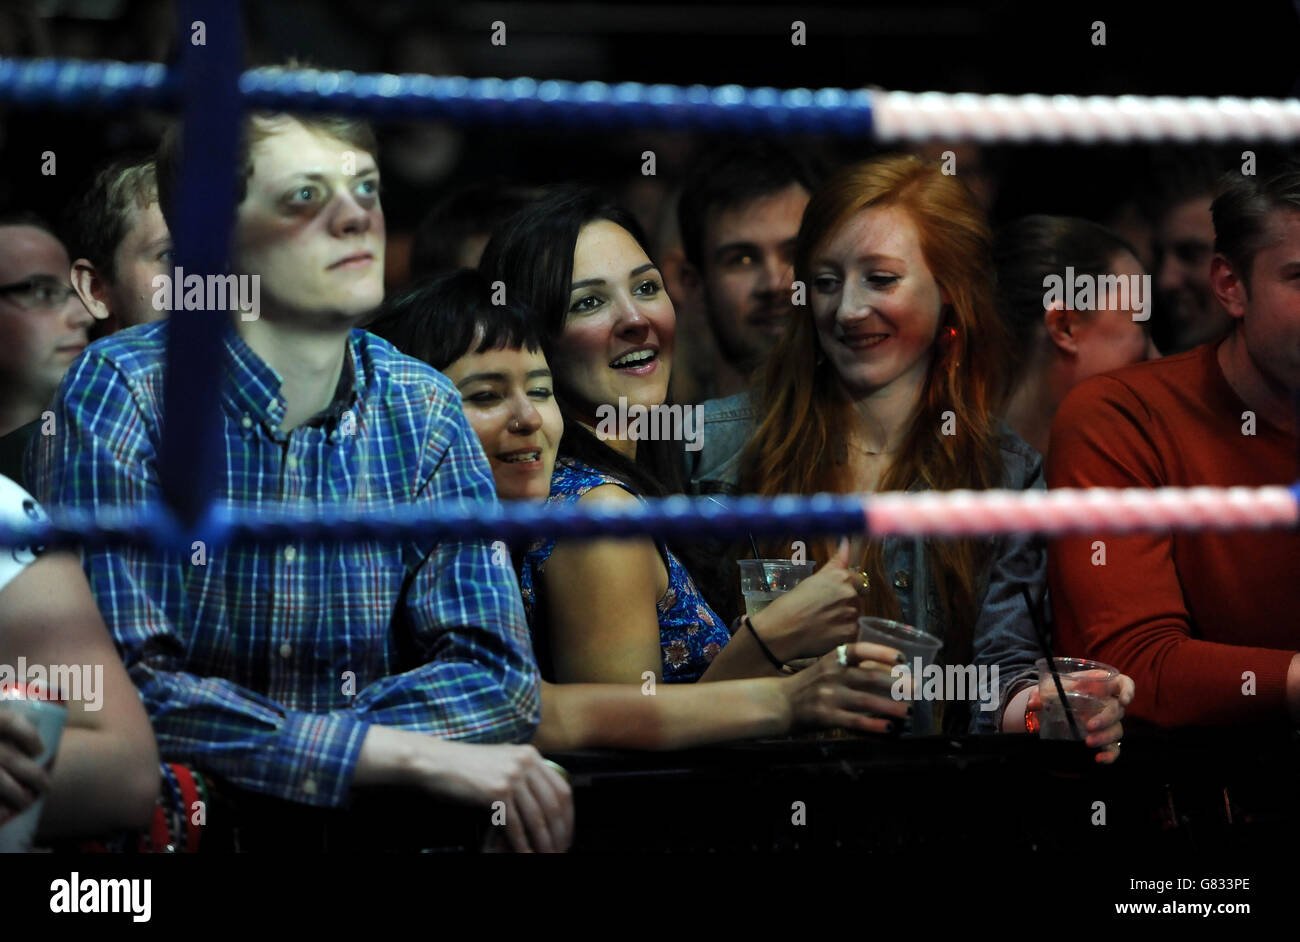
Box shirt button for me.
[285,456,298,470]
[279,643,293,659]
[892,570,911,590]
[303,778,317,796]
[240,415,253,429]
[283,546,296,563]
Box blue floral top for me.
[520,459,731,684]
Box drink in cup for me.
[737,559,817,618]
[1038,689,1108,740]
[857,616,943,735]
[0,684,67,853]
[1034,657,1119,741]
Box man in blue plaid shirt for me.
[29,112,572,852]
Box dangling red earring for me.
[943,324,960,373]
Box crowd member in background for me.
[911,140,1000,214]
[688,156,1132,753]
[652,187,715,406]
[677,141,817,401]
[369,269,911,748]
[0,213,93,486]
[408,181,539,280]
[66,156,172,339]
[481,186,862,687]
[1049,164,1300,730]
[995,215,1159,460]
[1147,154,1234,354]
[32,111,570,853]
[0,473,159,844]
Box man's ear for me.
[1208,253,1248,321]
[1043,300,1080,356]
[70,259,112,321]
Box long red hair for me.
[740,154,1010,681]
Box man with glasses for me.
[0,213,93,486]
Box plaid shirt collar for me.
[221,323,362,441]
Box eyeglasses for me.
[0,275,82,311]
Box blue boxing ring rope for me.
[1,0,1300,556]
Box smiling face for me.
[554,220,675,423]
[232,117,385,326]
[809,204,947,400]
[1155,195,1230,348]
[444,343,563,501]
[0,225,93,411]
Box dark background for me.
[1,0,1297,283]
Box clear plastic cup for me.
[1034,657,1119,741]
[857,617,944,735]
[1038,689,1108,740]
[737,559,817,618]
[857,616,942,665]
[0,686,67,853]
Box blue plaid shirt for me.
[28,320,540,808]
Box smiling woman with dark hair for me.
[372,267,910,749]
[479,186,866,688]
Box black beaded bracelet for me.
[743,615,797,675]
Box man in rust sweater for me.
[1048,163,1300,729]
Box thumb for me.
[831,537,851,569]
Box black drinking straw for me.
[702,494,771,593]
[747,532,772,592]
[1020,585,1083,742]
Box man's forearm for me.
[354,724,418,788]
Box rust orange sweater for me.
[1047,340,1299,728]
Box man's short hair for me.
[0,210,61,242]
[677,140,819,272]
[64,156,158,283]
[156,111,379,234]
[409,182,539,279]
[1212,161,1300,293]
[1140,147,1251,225]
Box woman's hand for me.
[1027,672,1135,764]
[0,709,52,824]
[752,538,862,662]
[782,641,911,734]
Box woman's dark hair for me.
[367,267,543,370]
[478,184,683,501]
[993,215,1141,389]
[479,184,726,607]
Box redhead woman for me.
[686,156,1134,758]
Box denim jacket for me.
[683,393,1045,735]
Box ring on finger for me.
[543,759,570,784]
[835,644,849,668]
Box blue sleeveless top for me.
[520,459,731,684]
